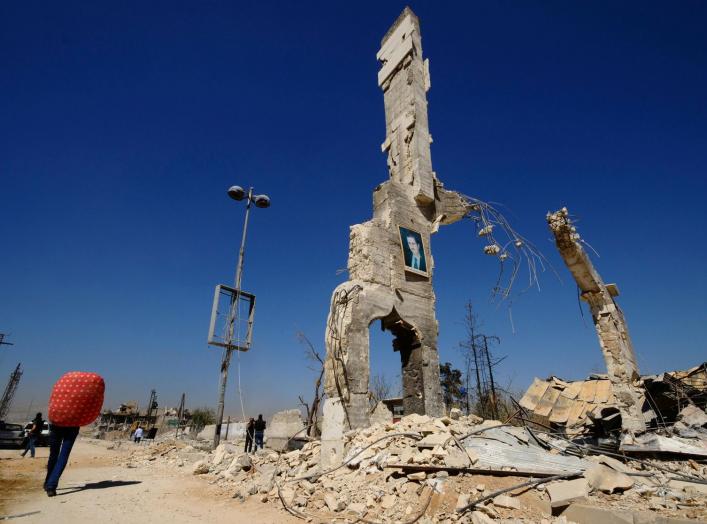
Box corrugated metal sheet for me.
[463,427,590,474]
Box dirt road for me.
[0,439,298,523]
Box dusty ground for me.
[0,439,299,523]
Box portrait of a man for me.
[398,226,428,276]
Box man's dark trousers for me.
[45,426,80,490]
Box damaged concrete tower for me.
[321,8,472,467]
[547,208,646,434]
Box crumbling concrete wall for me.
[266,409,305,452]
[547,208,646,433]
[321,8,472,467]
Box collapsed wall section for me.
[547,208,646,433]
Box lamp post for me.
[213,186,270,449]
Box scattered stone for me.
[584,463,634,494]
[380,494,397,509]
[470,510,495,524]
[493,494,521,510]
[546,478,589,508]
[455,494,471,511]
[324,493,345,512]
[192,461,210,475]
[407,471,426,481]
[678,404,707,428]
[449,408,462,420]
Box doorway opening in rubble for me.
[368,309,424,419]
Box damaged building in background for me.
[519,209,707,455]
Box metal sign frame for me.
[207,284,256,352]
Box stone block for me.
[265,409,305,452]
[562,503,697,524]
[546,478,588,508]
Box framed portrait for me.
[398,226,428,277]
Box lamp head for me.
[227,185,246,201]
[253,194,271,208]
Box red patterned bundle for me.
[48,372,105,427]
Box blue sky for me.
[1,1,705,420]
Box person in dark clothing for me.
[244,418,255,453]
[21,413,44,458]
[253,414,266,451]
[44,425,80,497]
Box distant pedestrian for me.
[21,413,44,458]
[244,418,255,453]
[134,426,144,444]
[253,414,266,451]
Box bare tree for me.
[296,332,324,437]
[458,301,506,420]
[369,373,392,411]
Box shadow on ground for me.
[57,480,142,495]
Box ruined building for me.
[321,8,472,466]
[546,208,646,433]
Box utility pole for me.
[145,389,157,428]
[211,186,270,449]
[176,392,185,439]
[0,363,23,421]
[0,333,14,349]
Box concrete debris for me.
[620,433,707,457]
[492,494,521,509]
[122,412,707,523]
[584,463,634,494]
[678,404,707,428]
[561,503,698,524]
[192,460,210,475]
[546,478,589,508]
[470,511,495,524]
[265,409,305,451]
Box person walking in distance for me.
[244,418,255,453]
[253,414,266,451]
[21,412,44,458]
[133,426,144,444]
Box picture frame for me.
[398,226,429,277]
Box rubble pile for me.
[122,412,707,523]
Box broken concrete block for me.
[546,478,588,508]
[492,494,520,509]
[406,471,426,481]
[324,493,345,512]
[236,453,252,470]
[211,443,231,465]
[587,454,633,474]
[471,510,496,524]
[416,432,451,448]
[561,503,697,524]
[266,409,305,452]
[370,401,393,425]
[584,463,633,493]
[449,407,462,420]
[678,404,707,428]
[347,502,366,515]
[192,461,210,475]
[380,494,396,509]
[444,447,475,468]
[455,493,471,511]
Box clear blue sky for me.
[1,1,705,421]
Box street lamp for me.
[213,185,270,449]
